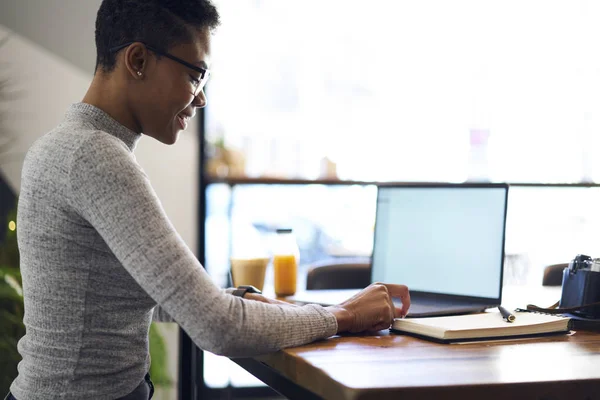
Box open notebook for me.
[391,311,572,343]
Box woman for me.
[7,1,410,399]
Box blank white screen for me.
[372,186,506,299]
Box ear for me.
[123,42,149,79]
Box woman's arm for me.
[68,134,337,357]
[152,288,250,322]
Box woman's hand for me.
[326,283,410,333]
[242,292,299,307]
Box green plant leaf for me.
[149,323,172,387]
[0,280,23,303]
[0,337,22,395]
[0,267,21,281]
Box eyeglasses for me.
[110,42,210,96]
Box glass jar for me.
[272,228,299,297]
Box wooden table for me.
[234,329,600,400]
[233,286,600,400]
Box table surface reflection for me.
[234,285,600,400]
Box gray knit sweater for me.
[10,103,337,400]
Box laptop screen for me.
[372,184,508,300]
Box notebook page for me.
[402,311,567,331]
[393,311,571,338]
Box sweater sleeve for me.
[153,288,235,322]
[68,134,337,357]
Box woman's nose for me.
[193,89,207,108]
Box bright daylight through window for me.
[202,0,600,390]
[206,0,600,184]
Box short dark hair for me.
[95,0,220,72]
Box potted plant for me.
[0,208,22,396]
[0,33,23,396]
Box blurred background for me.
[1,0,600,399]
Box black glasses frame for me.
[110,42,210,95]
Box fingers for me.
[337,282,410,333]
[370,321,392,332]
[371,283,397,327]
[383,286,396,321]
[394,306,406,318]
[383,283,410,317]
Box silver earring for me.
[137,71,142,77]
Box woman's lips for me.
[177,114,188,130]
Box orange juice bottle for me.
[273,228,299,297]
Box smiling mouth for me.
[177,114,190,130]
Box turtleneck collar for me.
[65,103,142,151]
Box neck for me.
[82,71,142,134]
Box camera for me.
[560,254,600,318]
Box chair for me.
[306,257,371,290]
[542,263,568,286]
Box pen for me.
[498,306,515,323]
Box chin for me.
[145,122,182,145]
[162,133,179,145]
[152,129,180,145]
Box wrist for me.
[326,306,353,333]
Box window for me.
[201,0,600,391]
[207,0,600,184]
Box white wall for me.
[0,23,199,254]
[135,120,199,254]
[0,0,101,73]
[0,25,91,191]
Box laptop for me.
[289,183,509,317]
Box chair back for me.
[306,258,371,290]
[542,263,568,286]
